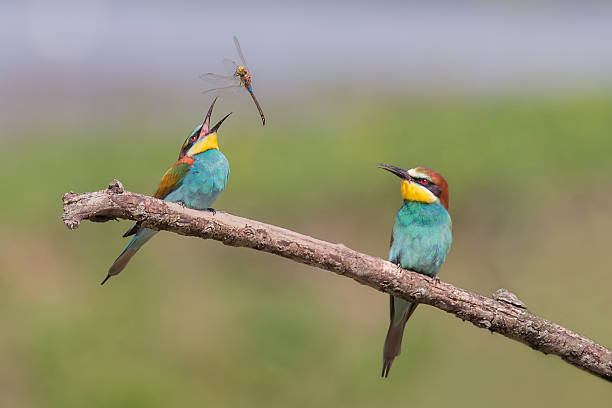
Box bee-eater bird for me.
[101,98,231,285]
[377,164,452,377]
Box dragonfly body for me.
[236,66,252,91]
[102,99,231,285]
[202,36,266,125]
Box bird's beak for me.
[209,112,232,134]
[198,97,232,137]
[200,98,232,138]
[199,97,218,136]
[377,164,413,181]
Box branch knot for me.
[107,179,125,194]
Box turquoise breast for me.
[389,201,452,277]
[165,149,229,210]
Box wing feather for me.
[122,158,192,238]
[153,158,192,199]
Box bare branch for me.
[62,181,612,382]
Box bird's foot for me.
[176,201,187,207]
[432,276,441,285]
[205,207,216,215]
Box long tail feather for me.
[122,221,141,238]
[102,228,157,285]
[382,296,419,377]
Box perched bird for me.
[377,164,452,377]
[102,98,231,285]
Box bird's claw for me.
[205,207,216,215]
[432,276,440,284]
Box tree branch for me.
[62,180,612,382]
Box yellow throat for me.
[187,133,219,157]
[401,180,437,204]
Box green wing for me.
[153,160,192,199]
[122,159,192,238]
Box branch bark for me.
[62,181,612,382]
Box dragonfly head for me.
[236,66,247,77]
[179,97,232,158]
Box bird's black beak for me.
[377,164,413,181]
[199,97,218,136]
[209,112,232,134]
[199,97,232,137]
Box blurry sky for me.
[2,0,612,127]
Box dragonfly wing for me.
[199,58,238,86]
[201,84,244,95]
[199,72,235,82]
[233,36,250,72]
[222,58,239,73]
[199,71,240,94]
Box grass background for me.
[1,93,611,406]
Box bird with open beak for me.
[103,98,232,285]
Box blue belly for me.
[389,201,452,277]
[164,149,229,210]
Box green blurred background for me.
[2,2,612,407]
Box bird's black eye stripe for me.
[414,177,442,197]
[429,184,442,197]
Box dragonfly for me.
[201,36,266,126]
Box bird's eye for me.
[419,179,429,185]
[190,135,197,142]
